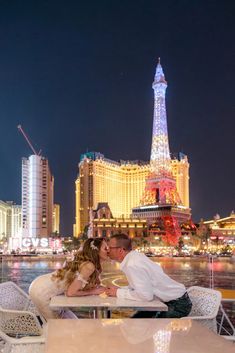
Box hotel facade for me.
[74,152,189,236]
[203,211,235,246]
[21,155,54,238]
[52,204,60,234]
[0,201,21,240]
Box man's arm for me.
[107,266,154,301]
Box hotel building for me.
[203,211,235,246]
[21,155,54,238]
[0,201,21,240]
[52,204,60,234]
[74,152,189,236]
[11,204,22,239]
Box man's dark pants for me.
[132,292,192,318]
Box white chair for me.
[218,302,235,339]
[222,336,235,342]
[0,281,35,311]
[0,281,45,323]
[0,307,45,353]
[186,286,221,333]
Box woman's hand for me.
[91,286,106,295]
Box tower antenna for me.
[17,124,41,156]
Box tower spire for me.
[153,58,167,85]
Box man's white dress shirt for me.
[116,250,186,302]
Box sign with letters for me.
[8,237,62,250]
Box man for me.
[106,233,192,318]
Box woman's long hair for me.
[52,238,105,290]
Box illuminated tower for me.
[132,59,191,242]
[142,58,181,206]
[151,58,171,176]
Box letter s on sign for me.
[40,238,49,247]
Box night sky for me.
[0,1,235,235]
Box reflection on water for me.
[0,257,234,293]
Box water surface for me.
[1,256,234,293]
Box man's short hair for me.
[110,233,132,251]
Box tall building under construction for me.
[22,155,54,238]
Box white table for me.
[217,289,235,336]
[45,318,235,353]
[50,295,168,318]
[218,289,235,303]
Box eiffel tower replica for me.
[132,59,191,243]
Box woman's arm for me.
[66,286,105,297]
[66,262,105,297]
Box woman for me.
[29,238,108,320]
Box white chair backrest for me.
[0,307,42,337]
[187,286,221,318]
[0,281,30,311]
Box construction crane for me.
[17,124,41,156]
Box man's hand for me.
[105,286,118,297]
[91,286,106,295]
